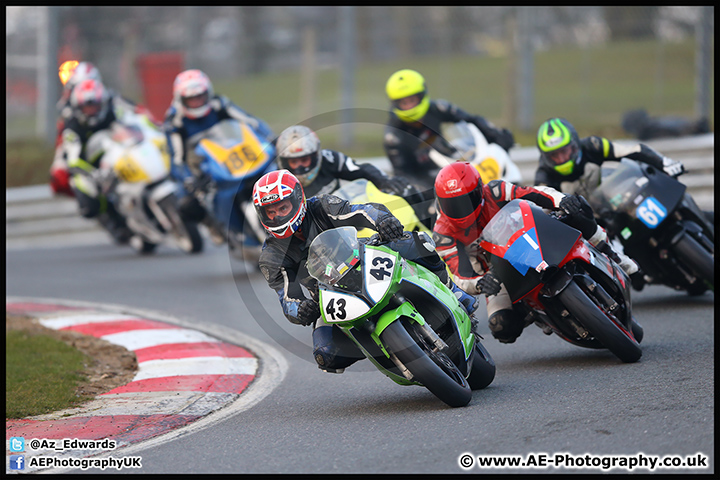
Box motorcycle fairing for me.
[591,160,685,241]
[363,245,399,303]
[481,200,582,302]
[319,289,373,324]
[333,179,429,237]
[198,123,270,179]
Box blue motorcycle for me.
[183,118,276,261]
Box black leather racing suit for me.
[383,99,515,191]
[534,135,668,199]
[302,149,400,198]
[258,194,449,371]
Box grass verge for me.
[6,323,90,419]
[6,140,56,189]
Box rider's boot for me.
[488,309,525,344]
[589,225,644,288]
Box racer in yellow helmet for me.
[386,69,431,123]
[383,68,515,192]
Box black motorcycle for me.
[588,159,714,295]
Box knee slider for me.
[488,309,524,344]
[312,326,358,372]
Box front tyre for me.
[467,341,496,390]
[130,235,157,255]
[175,218,203,254]
[560,281,642,363]
[160,195,204,254]
[380,319,472,408]
[630,317,644,344]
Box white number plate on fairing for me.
[320,290,371,323]
[363,248,397,303]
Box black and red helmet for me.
[252,169,307,239]
[434,162,484,229]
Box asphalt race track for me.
[6,240,714,474]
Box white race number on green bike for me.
[319,290,371,324]
[363,247,397,303]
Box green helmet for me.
[385,69,430,123]
[537,118,582,176]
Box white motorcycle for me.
[427,121,522,185]
[85,113,203,254]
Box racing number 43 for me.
[370,256,394,281]
[326,298,347,320]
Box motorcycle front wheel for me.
[130,235,157,254]
[560,280,642,363]
[159,195,204,254]
[467,341,496,390]
[380,319,472,408]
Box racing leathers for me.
[61,97,149,242]
[258,194,474,372]
[433,180,609,344]
[51,91,156,197]
[384,99,515,191]
[534,136,680,199]
[163,94,273,241]
[163,94,273,181]
[301,148,407,199]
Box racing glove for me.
[294,299,320,326]
[476,271,502,297]
[662,157,685,177]
[381,176,409,196]
[559,195,583,217]
[495,128,515,152]
[376,215,404,241]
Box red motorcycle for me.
[479,199,643,363]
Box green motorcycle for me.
[307,227,496,408]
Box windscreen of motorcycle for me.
[307,227,361,286]
[589,159,647,216]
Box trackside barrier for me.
[5,134,713,244]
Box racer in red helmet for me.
[433,162,638,344]
[58,78,139,244]
[51,61,158,197]
[253,169,477,373]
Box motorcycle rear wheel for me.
[380,320,472,408]
[467,341,496,390]
[671,232,714,291]
[560,281,642,363]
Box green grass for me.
[5,140,56,188]
[6,38,712,188]
[6,329,90,418]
